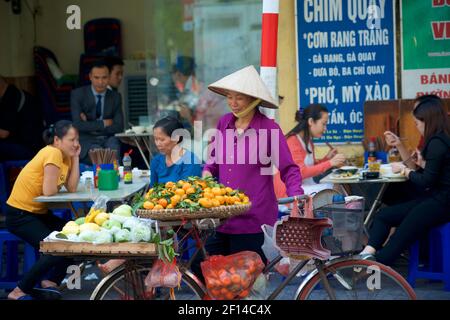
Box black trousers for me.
[5,205,74,293]
[191,231,267,282]
[368,196,450,266]
[382,181,425,206]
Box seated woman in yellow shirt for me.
[6,120,80,300]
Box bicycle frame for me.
[263,254,338,300]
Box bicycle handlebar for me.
[277,194,309,204]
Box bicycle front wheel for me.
[90,263,206,300]
[296,259,416,300]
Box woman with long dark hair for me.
[6,120,80,300]
[361,95,450,265]
[274,104,346,196]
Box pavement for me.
[2,257,450,300]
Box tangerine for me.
[186,187,196,195]
[204,192,214,199]
[211,187,222,196]
[175,188,185,196]
[198,198,212,208]
[231,274,241,284]
[215,195,225,205]
[182,183,192,191]
[211,199,220,207]
[143,201,154,210]
[170,195,181,205]
[165,181,175,189]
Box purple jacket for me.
[203,110,303,234]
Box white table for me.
[34,180,148,217]
[320,172,407,226]
[115,132,156,169]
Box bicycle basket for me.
[274,196,332,261]
[313,198,365,256]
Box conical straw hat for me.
[208,65,278,109]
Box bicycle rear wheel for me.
[296,259,416,300]
[90,262,206,300]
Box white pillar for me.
[260,0,279,121]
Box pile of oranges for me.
[142,176,250,211]
[201,251,265,300]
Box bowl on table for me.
[131,126,146,134]
[330,166,359,179]
[380,164,393,176]
[334,166,359,175]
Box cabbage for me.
[93,230,113,244]
[78,230,98,243]
[122,218,140,231]
[109,214,130,224]
[114,229,131,243]
[101,227,121,239]
[109,226,122,235]
[130,225,151,242]
[112,204,133,217]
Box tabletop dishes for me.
[131,126,146,134]
[330,166,359,179]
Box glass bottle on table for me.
[367,137,377,163]
[123,152,133,184]
[388,146,401,163]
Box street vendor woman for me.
[98,116,203,275]
[5,120,80,300]
[191,66,304,279]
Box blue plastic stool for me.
[52,209,73,221]
[0,229,39,290]
[0,163,7,214]
[180,236,197,261]
[407,222,450,291]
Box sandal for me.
[31,287,62,300]
[8,294,34,300]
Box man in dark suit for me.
[71,60,123,164]
[0,76,44,161]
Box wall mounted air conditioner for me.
[119,60,150,127]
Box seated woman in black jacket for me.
[361,95,450,266]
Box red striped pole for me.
[260,0,279,120]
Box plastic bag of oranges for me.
[200,251,265,300]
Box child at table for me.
[5,120,81,300]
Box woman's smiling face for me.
[226,90,255,114]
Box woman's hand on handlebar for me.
[278,194,308,204]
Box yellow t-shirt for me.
[7,145,72,214]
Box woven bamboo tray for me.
[136,203,251,221]
[40,241,158,257]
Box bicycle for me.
[90,219,213,300]
[89,196,416,300]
